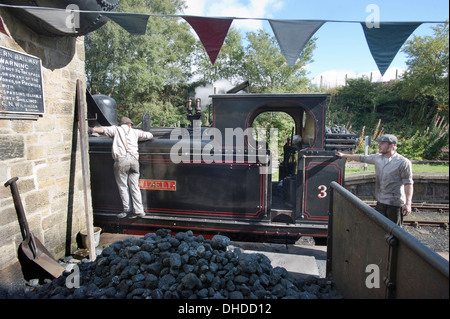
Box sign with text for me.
[139,179,177,192]
[0,46,44,115]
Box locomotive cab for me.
[88,92,351,241]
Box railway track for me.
[403,220,449,228]
[366,202,449,228]
[365,201,448,257]
[411,204,449,214]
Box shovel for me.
[4,177,65,279]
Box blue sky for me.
[183,0,448,87]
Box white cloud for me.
[311,67,406,88]
[183,0,284,31]
[183,0,206,16]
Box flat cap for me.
[120,117,133,125]
[376,134,398,145]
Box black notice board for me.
[0,46,45,115]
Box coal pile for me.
[325,125,359,152]
[23,229,342,299]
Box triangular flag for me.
[269,20,325,68]
[23,7,76,33]
[183,16,233,65]
[1,16,10,37]
[102,12,149,35]
[361,22,421,76]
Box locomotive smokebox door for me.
[297,152,346,222]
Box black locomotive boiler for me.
[88,90,356,241]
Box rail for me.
[326,182,449,299]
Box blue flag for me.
[361,22,421,76]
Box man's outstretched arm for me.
[336,152,361,162]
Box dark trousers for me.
[375,202,403,226]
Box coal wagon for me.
[88,89,357,242]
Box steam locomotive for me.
[87,85,357,242]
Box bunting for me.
[361,22,422,76]
[269,20,325,68]
[102,12,149,35]
[183,16,233,65]
[0,4,442,71]
[22,7,76,33]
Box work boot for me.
[117,211,131,219]
[129,212,145,219]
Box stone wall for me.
[345,173,449,204]
[0,8,89,283]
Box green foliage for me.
[328,77,449,160]
[194,28,316,92]
[253,112,296,156]
[346,163,449,175]
[401,22,449,118]
[326,23,449,160]
[396,131,426,160]
[327,78,407,131]
[193,28,246,84]
[85,0,196,125]
[243,30,314,93]
[84,2,448,161]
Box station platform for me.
[97,233,327,280]
[230,241,327,280]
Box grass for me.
[346,163,449,175]
[270,163,448,181]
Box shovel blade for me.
[20,236,65,279]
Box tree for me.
[85,0,196,126]
[194,28,317,92]
[401,22,449,122]
[194,27,246,84]
[243,29,315,93]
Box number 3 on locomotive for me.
[318,185,327,199]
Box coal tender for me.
[88,88,356,241]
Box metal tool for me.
[4,177,64,279]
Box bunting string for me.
[0,4,447,72]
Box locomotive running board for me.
[93,212,328,242]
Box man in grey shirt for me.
[336,134,414,225]
[90,117,153,219]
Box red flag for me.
[183,16,233,65]
[1,16,10,37]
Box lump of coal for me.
[20,230,342,299]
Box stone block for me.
[24,189,49,215]
[34,116,56,133]
[36,162,65,183]
[11,121,33,134]
[26,145,47,161]
[0,205,17,227]
[39,132,62,145]
[0,135,24,160]
[0,242,19,272]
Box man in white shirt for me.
[90,117,153,219]
[336,134,414,225]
